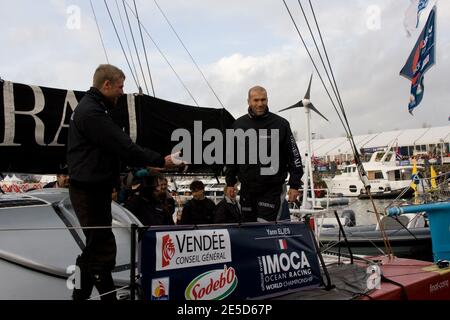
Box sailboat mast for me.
[301,106,316,209]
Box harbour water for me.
[323,198,407,226]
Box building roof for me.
[298,125,450,158]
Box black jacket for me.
[67,88,164,187]
[159,193,176,219]
[214,197,242,224]
[225,109,303,192]
[179,198,216,225]
[125,195,175,226]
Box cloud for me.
[1,0,449,140]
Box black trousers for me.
[239,184,286,222]
[69,183,117,300]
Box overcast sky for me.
[1,0,449,140]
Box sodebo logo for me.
[185,265,238,300]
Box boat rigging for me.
[281,0,394,257]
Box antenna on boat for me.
[279,74,328,211]
[380,137,399,163]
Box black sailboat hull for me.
[357,187,415,199]
[319,225,432,261]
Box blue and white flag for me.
[403,0,430,37]
[400,6,436,115]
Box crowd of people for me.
[118,171,244,226]
[37,168,295,227]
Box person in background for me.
[157,175,176,223]
[125,174,175,227]
[43,173,70,188]
[43,166,70,188]
[214,184,242,224]
[179,180,216,225]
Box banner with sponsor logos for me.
[0,80,234,174]
[140,222,322,300]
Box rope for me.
[122,0,149,94]
[369,196,394,258]
[103,0,140,89]
[115,0,140,87]
[305,0,367,180]
[0,225,134,232]
[87,284,130,300]
[284,0,394,258]
[284,0,367,198]
[321,233,386,257]
[282,0,349,138]
[153,0,225,108]
[303,0,361,167]
[123,0,199,106]
[90,0,110,63]
[297,0,340,113]
[307,0,345,113]
[133,0,156,96]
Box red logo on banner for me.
[161,234,175,268]
[154,281,166,297]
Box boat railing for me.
[385,171,450,211]
[289,187,331,217]
[288,187,351,242]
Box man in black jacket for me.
[214,185,241,224]
[225,86,303,222]
[67,64,178,300]
[43,174,69,188]
[179,180,216,225]
[125,174,175,228]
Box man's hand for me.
[288,188,300,202]
[164,151,186,170]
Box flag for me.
[403,0,430,37]
[311,153,319,165]
[395,146,402,161]
[410,158,418,190]
[400,6,436,115]
[278,239,287,250]
[430,165,437,190]
[410,158,420,203]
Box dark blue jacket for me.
[67,88,164,187]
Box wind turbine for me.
[279,74,328,212]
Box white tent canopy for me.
[298,125,450,160]
[10,174,23,183]
[1,175,12,182]
[414,127,450,145]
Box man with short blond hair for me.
[92,64,125,90]
[67,64,179,300]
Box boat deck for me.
[361,256,450,300]
[274,255,450,300]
